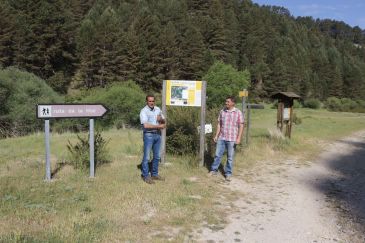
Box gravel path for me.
[193,131,365,243]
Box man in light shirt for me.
[139,95,166,184]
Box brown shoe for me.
[151,175,165,181]
[143,176,155,184]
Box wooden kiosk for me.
[271,92,301,138]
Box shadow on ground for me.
[313,138,365,235]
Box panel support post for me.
[161,80,167,164]
[199,81,207,166]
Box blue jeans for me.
[211,140,236,176]
[141,132,161,178]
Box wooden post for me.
[245,104,251,145]
[241,95,247,145]
[199,81,207,166]
[277,102,284,131]
[161,80,167,164]
[288,107,293,138]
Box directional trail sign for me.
[36,104,108,119]
[36,103,109,181]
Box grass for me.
[1,107,365,242]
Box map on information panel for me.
[166,80,202,107]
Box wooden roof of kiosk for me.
[271,92,301,100]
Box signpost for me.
[239,89,248,132]
[239,89,265,145]
[245,103,264,144]
[36,104,108,181]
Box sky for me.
[253,0,365,29]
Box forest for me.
[1,0,364,98]
[1,0,365,136]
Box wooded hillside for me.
[1,0,365,100]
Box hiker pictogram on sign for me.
[39,106,52,118]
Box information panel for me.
[165,80,202,107]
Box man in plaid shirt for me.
[209,96,244,181]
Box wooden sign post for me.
[239,90,265,144]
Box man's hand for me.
[157,115,165,124]
[158,124,166,129]
[213,136,218,143]
[235,137,241,144]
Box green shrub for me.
[166,107,200,155]
[0,67,62,137]
[293,100,302,108]
[67,132,111,170]
[271,100,278,109]
[325,97,365,113]
[203,61,250,108]
[166,106,219,159]
[325,97,342,111]
[44,80,149,134]
[340,98,357,111]
[303,98,321,109]
[81,81,145,128]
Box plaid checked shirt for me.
[218,107,244,142]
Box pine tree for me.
[74,4,122,88]
[178,22,206,80]
[0,2,14,67]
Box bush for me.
[166,107,200,155]
[271,100,278,109]
[340,98,358,111]
[293,100,302,108]
[81,81,146,129]
[203,61,250,108]
[303,98,321,109]
[166,106,219,158]
[325,97,365,113]
[0,67,62,137]
[67,132,111,170]
[325,97,342,111]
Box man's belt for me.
[144,130,160,134]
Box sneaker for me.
[143,176,155,184]
[225,175,232,181]
[209,171,218,176]
[151,175,165,181]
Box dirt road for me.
[193,131,365,242]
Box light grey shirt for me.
[140,105,164,132]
